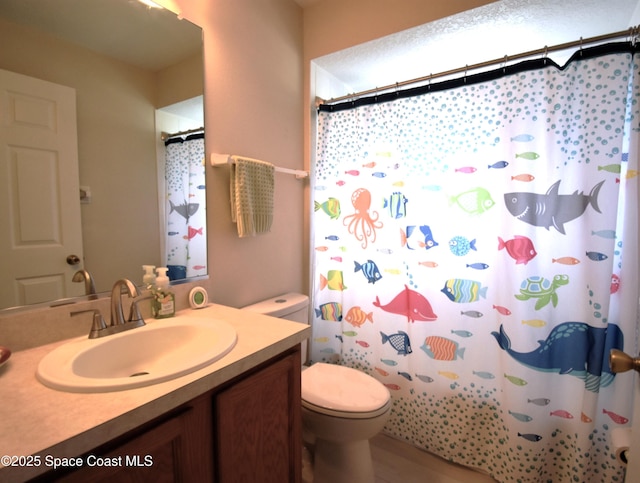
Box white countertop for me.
[0,303,310,482]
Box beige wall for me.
[156,53,204,109]
[164,0,306,308]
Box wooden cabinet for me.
[36,392,213,483]
[32,347,301,483]
[215,350,301,483]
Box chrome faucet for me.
[111,279,140,326]
[72,270,97,299]
[71,278,150,339]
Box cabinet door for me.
[52,393,213,483]
[216,351,301,483]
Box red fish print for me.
[550,410,573,419]
[493,305,512,316]
[498,235,537,265]
[611,274,621,294]
[373,285,437,322]
[183,226,203,240]
[345,170,360,176]
[355,340,370,348]
[603,408,629,424]
[384,383,401,391]
[581,412,593,423]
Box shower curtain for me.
[164,133,207,280]
[311,43,639,482]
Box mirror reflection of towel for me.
[230,157,275,237]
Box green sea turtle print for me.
[515,275,569,310]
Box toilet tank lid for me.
[241,292,309,318]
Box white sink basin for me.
[36,316,237,393]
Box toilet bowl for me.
[242,293,391,483]
[301,362,391,483]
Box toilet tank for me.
[241,292,309,324]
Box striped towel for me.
[230,157,275,237]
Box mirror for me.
[0,0,205,311]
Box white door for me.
[0,69,84,308]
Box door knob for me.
[609,349,640,374]
[66,254,81,265]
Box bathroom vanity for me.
[0,304,310,482]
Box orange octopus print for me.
[343,188,383,249]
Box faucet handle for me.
[129,294,153,323]
[71,309,107,339]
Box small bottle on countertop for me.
[152,267,175,319]
[142,265,156,287]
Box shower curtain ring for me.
[464,65,468,84]
[503,55,508,74]
[543,46,548,65]
[579,37,584,57]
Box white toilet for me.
[242,293,391,483]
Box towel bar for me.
[210,153,308,179]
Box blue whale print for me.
[492,322,623,392]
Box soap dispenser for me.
[142,265,156,287]
[152,267,175,319]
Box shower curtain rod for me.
[161,126,204,141]
[317,26,640,106]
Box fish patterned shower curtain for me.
[311,44,639,482]
[164,133,207,280]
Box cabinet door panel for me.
[216,351,301,483]
[48,394,212,483]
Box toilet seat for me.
[301,363,391,419]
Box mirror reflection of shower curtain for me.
[164,133,207,280]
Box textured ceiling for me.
[314,0,640,98]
